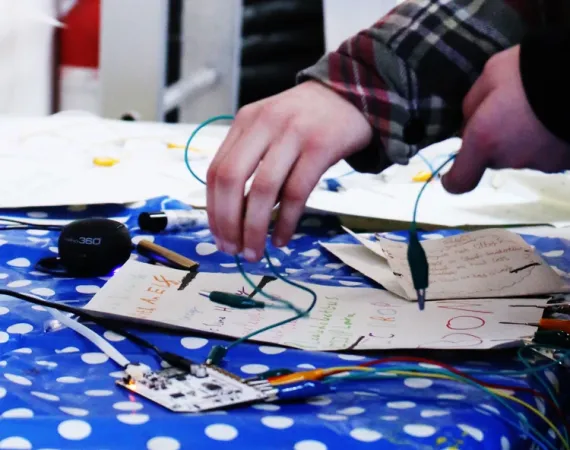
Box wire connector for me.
[206,345,228,366]
[407,229,429,310]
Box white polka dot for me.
[49,247,59,254]
[31,305,46,311]
[85,390,114,397]
[337,354,366,361]
[0,361,6,367]
[117,413,149,425]
[147,437,180,450]
[458,424,484,442]
[309,274,334,280]
[478,404,500,415]
[31,391,60,402]
[259,346,286,355]
[240,364,269,375]
[325,263,344,270]
[0,240,5,247]
[437,394,465,401]
[7,323,33,335]
[380,416,399,421]
[285,268,301,274]
[4,373,32,386]
[297,364,316,370]
[132,235,154,245]
[27,237,47,244]
[7,280,31,288]
[294,440,327,450]
[180,337,208,349]
[0,273,7,279]
[338,281,363,287]
[418,363,442,370]
[0,332,8,344]
[337,407,365,416]
[382,233,406,241]
[81,352,109,365]
[55,346,79,354]
[27,211,48,218]
[220,263,237,268]
[420,410,450,418]
[0,306,8,316]
[113,401,143,412]
[103,331,125,342]
[196,242,218,255]
[422,233,444,240]
[548,429,556,439]
[109,371,126,378]
[31,288,55,297]
[350,428,382,443]
[205,424,238,441]
[29,271,48,276]
[59,407,89,417]
[501,436,511,450]
[403,424,436,438]
[543,250,564,257]
[75,285,100,294]
[0,387,5,399]
[545,370,559,391]
[13,348,32,354]
[1,408,34,418]
[317,414,347,421]
[26,229,49,236]
[354,391,378,397]
[7,258,31,268]
[0,437,32,449]
[36,361,57,368]
[387,401,416,409]
[261,416,294,429]
[251,403,280,412]
[306,396,332,406]
[536,398,546,414]
[404,378,433,389]
[58,419,91,440]
[56,376,84,384]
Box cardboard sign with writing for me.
[84,260,548,351]
[324,228,569,301]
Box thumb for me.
[442,112,491,194]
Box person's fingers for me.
[211,112,283,254]
[206,105,258,248]
[462,72,493,122]
[242,131,302,261]
[442,99,494,194]
[272,150,336,247]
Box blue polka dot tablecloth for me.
[0,197,569,450]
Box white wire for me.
[47,308,130,368]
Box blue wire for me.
[412,153,457,225]
[416,152,435,173]
[184,115,318,354]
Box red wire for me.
[360,356,569,432]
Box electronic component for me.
[117,365,274,413]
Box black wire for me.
[0,289,194,370]
[0,217,63,231]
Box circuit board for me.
[116,366,273,413]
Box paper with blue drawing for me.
[84,255,551,351]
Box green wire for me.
[184,115,318,359]
[326,364,556,450]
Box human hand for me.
[206,81,372,261]
[442,45,570,194]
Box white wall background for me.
[0,0,58,116]
[323,0,401,52]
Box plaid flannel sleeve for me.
[298,0,549,173]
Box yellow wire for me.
[387,370,569,450]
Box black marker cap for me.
[138,212,167,233]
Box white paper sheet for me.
[84,260,548,351]
[322,229,569,301]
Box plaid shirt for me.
[299,0,570,173]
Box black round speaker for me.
[37,218,133,277]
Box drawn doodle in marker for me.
[446,316,486,330]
